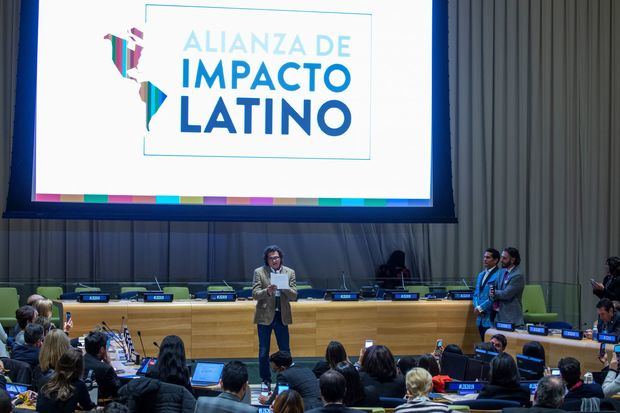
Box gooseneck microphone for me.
[101,321,124,348]
[341,270,348,290]
[153,341,160,349]
[137,331,148,358]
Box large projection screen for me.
[4,0,455,222]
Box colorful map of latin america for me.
[104,27,167,131]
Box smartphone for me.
[600,343,606,358]
[551,368,560,376]
[591,278,598,285]
[365,339,374,348]
[277,383,290,394]
[260,382,270,397]
[66,312,72,322]
[614,344,620,355]
[436,339,443,349]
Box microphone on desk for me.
[462,278,471,290]
[341,270,348,290]
[154,276,163,292]
[222,280,232,290]
[101,321,124,348]
[153,341,160,349]
[137,331,148,358]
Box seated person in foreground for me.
[417,354,451,393]
[313,341,349,378]
[397,356,418,376]
[195,361,257,413]
[259,351,322,410]
[306,369,358,413]
[146,334,194,395]
[395,368,450,413]
[11,324,43,367]
[359,345,406,398]
[503,376,567,413]
[335,361,379,407]
[602,352,620,397]
[272,389,304,413]
[558,357,604,411]
[36,349,97,413]
[477,353,530,406]
[83,331,121,399]
[520,341,546,381]
[34,329,71,391]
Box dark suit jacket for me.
[83,353,121,399]
[306,404,359,413]
[594,275,620,302]
[11,344,40,367]
[503,408,566,413]
[359,371,406,398]
[478,383,531,406]
[271,365,322,410]
[195,392,257,413]
[597,312,620,335]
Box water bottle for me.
[584,372,593,384]
[593,321,599,341]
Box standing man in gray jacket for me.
[253,245,298,388]
[491,247,525,327]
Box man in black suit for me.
[258,351,322,410]
[503,376,566,413]
[83,331,121,399]
[306,370,358,413]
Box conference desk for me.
[484,328,603,372]
[58,299,479,359]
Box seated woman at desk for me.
[477,353,530,406]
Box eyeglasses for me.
[268,256,281,261]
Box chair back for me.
[120,287,147,294]
[441,351,468,380]
[522,285,547,313]
[36,286,64,300]
[75,287,101,293]
[0,288,20,328]
[162,287,190,299]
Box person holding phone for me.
[592,257,620,301]
[586,299,620,340]
[490,247,525,327]
[253,245,298,389]
[473,248,501,340]
[601,347,620,397]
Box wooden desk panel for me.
[59,299,478,359]
[485,328,601,372]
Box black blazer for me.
[83,353,121,399]
[272,365,323,410]
[594,275,620,301]
[359,371,406,398]
[478,383,531,406]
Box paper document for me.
[271,273,289,290]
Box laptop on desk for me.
[191,362,225,386]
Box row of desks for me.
[58,299,480,359]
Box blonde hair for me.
[34,298,53,318]
[39,329,71,372]
[406,368,433,397]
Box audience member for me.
[146,335,193,395]
[594,298,620,335]
[504,376,566,413]
[442,344,463,355]
[306,370,358,413]
[35,329,70,390]
[195,361,256,413]
[521,341,546,380]
[0,388,11,413]
[83,331,121,399]
[14,305,37,346]
[592,256,620,301]
[36,349,96,413]
[26,294,44,306]
[477,353,530,406]
[395,368,450,413]
[417,354,451,393]
[602,352,620,397]
[558,357,604,410]
[34,299,53,319]
[11,323,43,367]
[490,334,507,353]
[273,389,304,413]
[259,351,322,410]
[313,341,348,378]
[335,361,379,407]
[359,345,406,398]
[376,250,412,289]
[103,401,130,413]
[397,357,418,376]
